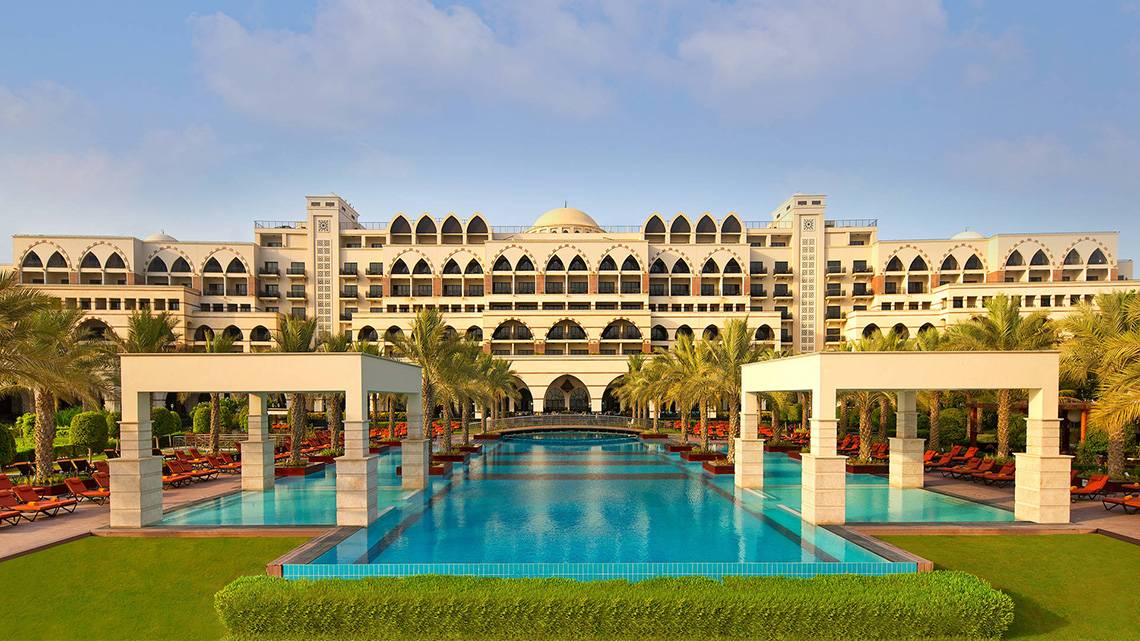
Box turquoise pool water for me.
[161,430,1010,578]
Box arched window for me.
[465,259,483,274]
[703,325,719,340]
[493,320,532,340]
[442,259,461,274]
[413,259,431,275]
[721,216,742,234]
[885,256,903,272]
[940,255,958,271]
[147,256,168,273]
[862,324,880,338]
[964,254,983,270]
[1089,249,1107,265]
[723,258,741,274]
[391,259,410,275]
[1030,250,1049,266]
[223,325,243,341]
[251,326,272,342]
[21,252,42,268]
[357,326,378,342]
[105,253,126,269]
[193,326,214,341]
[415,217,437,235]
[602,320,641,340]
[493,256,512,272]
[547,320,586,341]
[645,216,665,235]
[649,258,667,274]
[908,256,928,271]
[516,256,535,271]
[621,255,640,271]
[755,325,773,341]
[80,252,101,269]
[385,326,404,341]
[671,259,690,274]
[701,258,719,274]
[651,325,668,341]
[598,255,616,271]
[390,216,411,234]
[46,251,67,268]
[670,217,691,235]
[226,257,246,274]
[676,325,693,339]
[203,257,223,273]
[1005,251,1024,267]
[567,255,587,271]
[466,216,488,237]
[891,324,910,340]
[171,257,191,273]
[441,216,462,234]
[1063,249,1082,265]
[465,326,483,341]
[546,256,565,271]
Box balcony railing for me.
[341,288,358,298]
[466,286,484,297]
[824,218,878,228]
[339,267,358,276]
[620,283,641,294]
[750,286,767,297]
[286,290,306,299]
[366,288,383,299]
[257,290,279,299]
[258,266,278,276]
[286,267,306,276]
[255,220,306,229]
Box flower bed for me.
[665,443,694,453]
[274,462,325,477]
[215,572,1014,641]
[639,432,669,440]
[680,450,720,462]
[702,460,734,474]
[846,461,889,475]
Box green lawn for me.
[882,534,1140,641]
[0,536,305,641]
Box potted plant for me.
[666,442,694,453]
[845,457,888,475]
[702,458,734,474]
[764,440,800,453]
[307,447,341,464]
[680,448,721,462]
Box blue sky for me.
[1,1,1138,262]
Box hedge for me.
[215,572,1013,641]
[71,411,109,456]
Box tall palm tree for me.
[657,333,719,450]
[913,328,947,450]
[0,271,55,383]
[8,307,111,481]
[841,329,909,459]
[203,332,236,455]
[114,308,180,353]
[483,356,519,430]
[386,308,454,450]
[615,354,648,427]
[273,314,318,465]
[706,318,768,462]
[319,332,353,455]
[435,339,481,452]
[761,390,793,441]
[1061,292,1140,476]
[946,294,1056,457]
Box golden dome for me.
[528,207,601,233]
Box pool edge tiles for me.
[281,560,919,581]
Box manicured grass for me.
[0,536,305,641]
[881,534,1140,641]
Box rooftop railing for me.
[825,218,878,228]
[254,220,306,229]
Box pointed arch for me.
[441,215,462,234]
[225,257,247,274]
[442,259,461,274]
[465,215,489,239]
[147,256,168,273]
[671,258,690,274]
[940,255,958,271]
[515,255,535,272]
[669,215,691,237]
[170,257,191,273]
[621,255,640,271]
[1089,248,1107,265]
[644,215,666,235]
[414,216,437,235]
[723,258,742,274]
[1005,250,1024,267]
[390,215,411,235]
[567,255,587,271]
[1063,249,1082,265]
[546,255,565,271]
[598,255,617,271]
[203,257,223,273]
[650,258,667,274]
[1029,249,1049,266]
[46,251,68,268]
[465,259,483,274]
[695,214,716,234]
[412,259,431,275]
[105,253,126,269]
[80,252,101,269]
[493,256,513,272]
[721,215,742,235]
[908,256,928,271]
[391,259,410,275]
[21,251,43,268]
[701,258,719,274]
[885,256,904,272]
[964,254,983,270]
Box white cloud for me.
[189,0,954,127]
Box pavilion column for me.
[401,392,430,490]
[889,390,924,488]
[735,391,764,489]
[336,387,378,526]
[109,391,163,528]
[242,393,275,491]
[802,386,845,525]
[1015,386,1071,523]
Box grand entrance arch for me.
[543,375,590,413]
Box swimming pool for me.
[161,430,1011,579]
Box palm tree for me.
[841,329,909,460]
[203,332,236,455]
[706,318,769,463]
[386,308,454,450]
[114,308,180,353]
[482,356,519,430]
[435,339,480,452]
[913,328,947,450]
[319,332,353,455]
[761,390,793,441]
[946,294,1056,457]
[1061,292,1140,477]
[0,271,55,382]
[8,307,111,481]
[657,333,719,450]
[615,354,648,428]
[273,314,318,465]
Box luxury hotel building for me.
[5,194,1135,413]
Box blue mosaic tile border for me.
[282,561,917,581]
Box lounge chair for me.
[925,452,953,470]
[1122,482,1140,492]
[954,458,994,480]
[0,504,21,526]
[206,455,241,474]
[92,472,111,491]
[169,460,218,482]
[57,459,78,476]
[1102,495,1140,513]
[93,460,111,475]
[974,462,1015,485]
[0,475,16,492]
[951,446,978,462]
[160,465,193,488]
[64,477,110,505]
[1071,474,1109,500]
[103,448,119,459]
[11,461,34,481]
[72,459,92,476]
[938,457,981,477]
[4,487,77,518]
[944,444,963,460]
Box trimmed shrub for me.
[192,403,210,434]
[0,425,16,467]
[70,411,110,456]
[16,413,36,439]
[150,407,182,439]
[106,411,121,438]
[215,572,1013,641]
[938,407,968,446]
[54,405,84,428]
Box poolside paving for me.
[0,476,241,561]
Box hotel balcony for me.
[257,289,279,299]
[340,287,358,298]
[366,287,383,300]
[826,266,846,278]
[257,266,278,276]
[773,288,794,300]
[773,266,793,278]
[825,289,846,298]
[285,289,306,300]
[286,267,306,277]
[852,287,874,299]
[339,266,358,276]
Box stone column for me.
[336,386,378,526]
[1015,385,1071,523]
[109,391,163,528]
[242,393,275,491]
[889,390,924,488]
[590,396,603,413]
[735,390,764,489]
[801,386,846,525]
[402,392,430,490]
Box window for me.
[826,260,842,274]
[774,261,790,274]
[288,262,305,275]
[367,262,383,275]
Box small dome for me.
[950,229,984,240]
[528,207,601,233]
[144,231,178,242]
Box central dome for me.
[528,207,602,233]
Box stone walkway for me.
[0,475,241,561]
